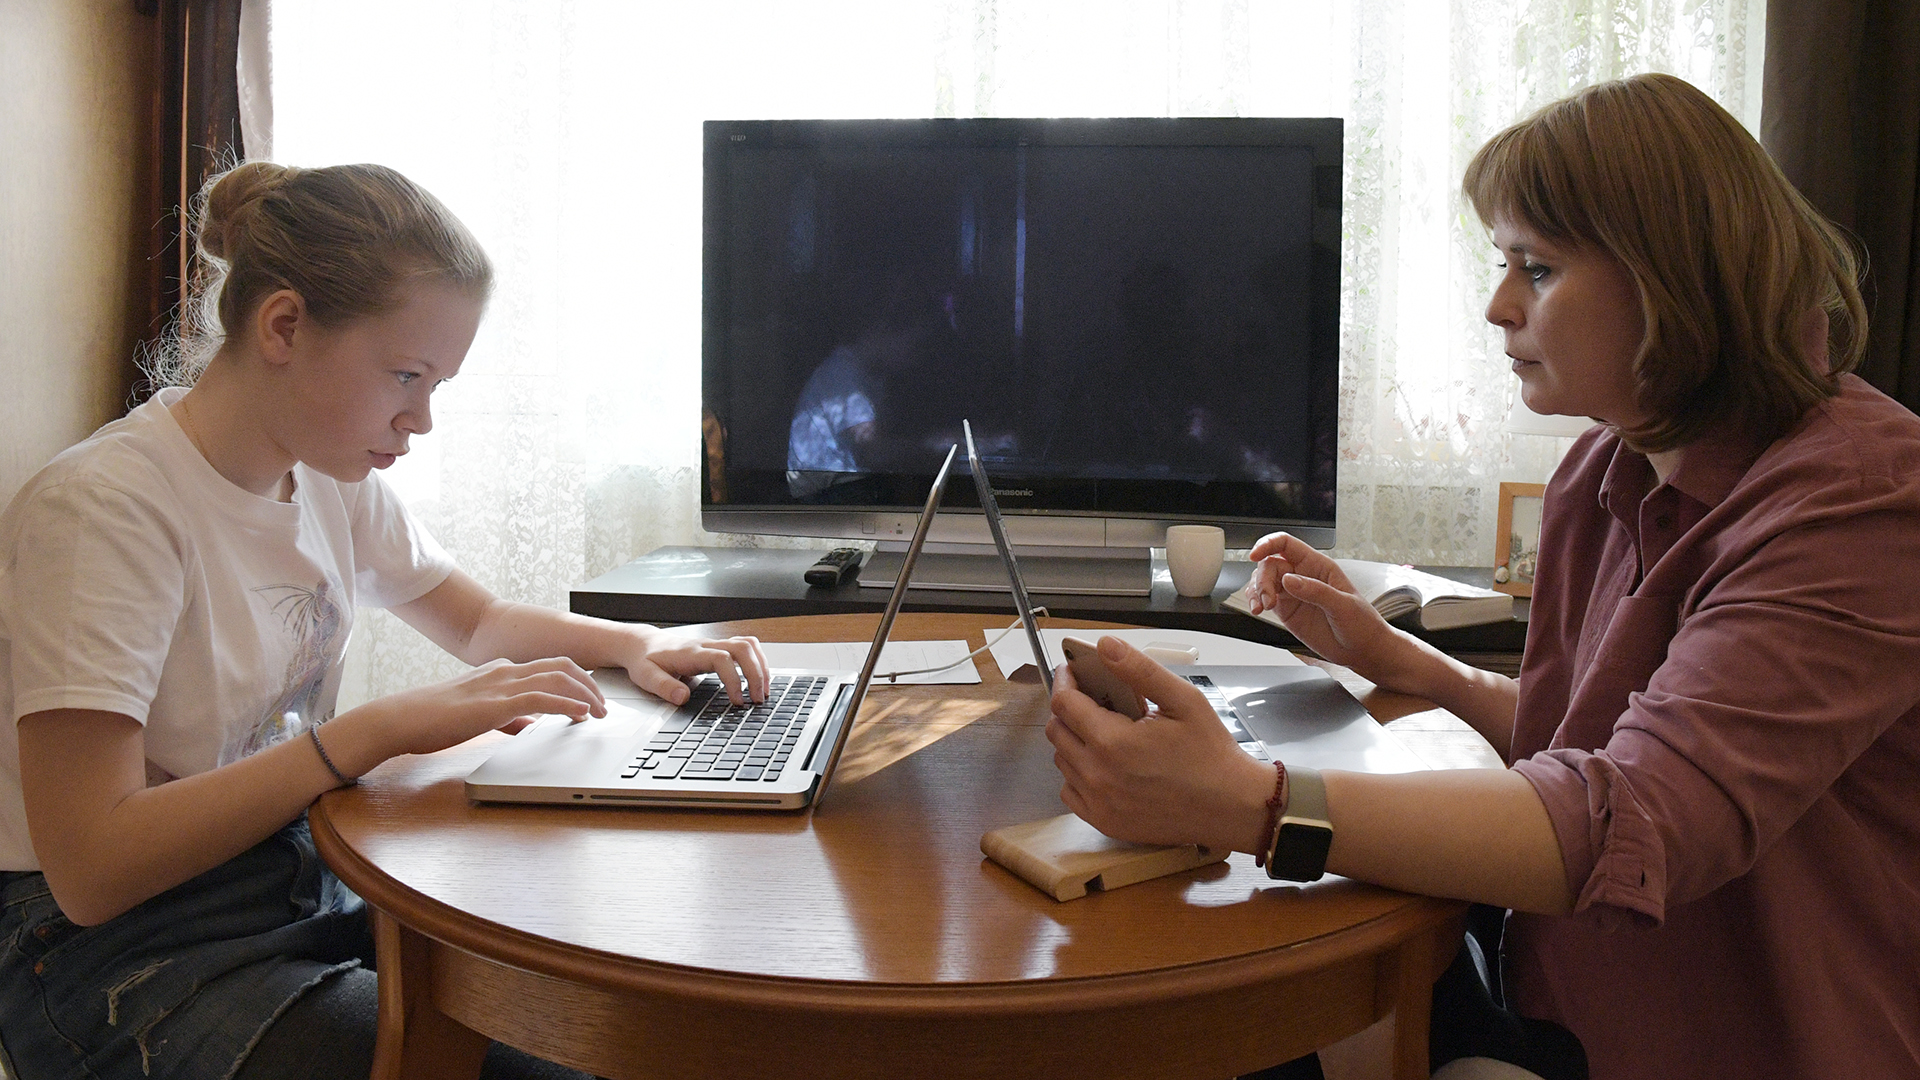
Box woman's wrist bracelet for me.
[309,723,357,788]
[1252,760,1288,866]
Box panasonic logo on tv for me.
[993,488,1034,498]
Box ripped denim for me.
[0,815,372,1080]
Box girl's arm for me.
[1246,532,1520,758]
[19,655,605,926]
[1045,636,1573,915]
[390,569,771,705]
[20,709,345,926]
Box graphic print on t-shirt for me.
[224,578,346,764]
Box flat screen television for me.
[701,116,1342,595]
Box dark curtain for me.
[1762,0,1920,414]
[128,0,247,407]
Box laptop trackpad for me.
[1229,676,1370,743]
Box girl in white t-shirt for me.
[0,162,768,1080]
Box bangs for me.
[1462,99,1598,246]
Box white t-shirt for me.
[0,387,455,869]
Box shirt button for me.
[1655,515,1673,528]
[33,924,50,939]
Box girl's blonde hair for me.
[1463,72,1867,452]
[151,161,493,386]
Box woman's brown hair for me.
[1463,72,1867,452]
[152,161,493,386]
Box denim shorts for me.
[0,815,374,1080]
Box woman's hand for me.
[1245,531,1411,681]
[617,627,771,706]
[1046,636,1276,853]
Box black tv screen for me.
[702,117,1342,545]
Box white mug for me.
[1165,525,1226,598]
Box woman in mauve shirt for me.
[1046,73,1920,1080]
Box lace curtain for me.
[262,0,1765,705]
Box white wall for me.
[0,0,153,503]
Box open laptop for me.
[466,445,960,810]
[961,426,1427,775]
[963,420,1053,693]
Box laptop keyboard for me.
[616,672,1257,783]
[621,674,828,783]
[1186,675,1274,763]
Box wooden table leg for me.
[1382,926,1440,1080]
[370,908,492,1080]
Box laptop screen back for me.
[964,420,1053,692]
[810,443,958,808]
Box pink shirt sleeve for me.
[1512,470,1920,928]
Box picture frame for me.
[1494,482,1547,597]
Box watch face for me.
[1272,822,1333,882]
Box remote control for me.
[804,547,865,588]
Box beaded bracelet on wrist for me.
[309,724,357,788]
[1252,760,1287,868]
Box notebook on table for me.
[465,445,959,811]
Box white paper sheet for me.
[987,627,1303,681]
[592,639,981,699]
[760,640,981,685]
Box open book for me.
[1224,559,1514,632]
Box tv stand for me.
[858,548,1152,597]
[569,546,1528,674]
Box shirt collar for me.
[1597,435,1654,527]
[1595,420,1766,521]
[1661,421,1769,509]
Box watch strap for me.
[1264,765,1332,881]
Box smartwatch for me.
[1264,765,1332,881]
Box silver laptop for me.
[961,425,1427,775]
[963,420,1053,693]
[466,445,960,810]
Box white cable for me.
[873,608,1049,683]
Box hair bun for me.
[198,161,296,261]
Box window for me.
[264,0,1765,698]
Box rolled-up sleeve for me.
[1515,499,1920,929]
[1515,748,1669,927]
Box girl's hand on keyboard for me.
[369,657,608,758]
[618,627,771,706]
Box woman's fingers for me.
[1249,532,1324,613]
[1280,571,1389,641]
[1280,570,1357,610]
[1094,636,1213,720]
[1250,532,1351,588]
[1247,530,1297,562]
[1047,664,1133,751]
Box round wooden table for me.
[309,613,1466,1080]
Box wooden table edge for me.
[312,798,1458,1014]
